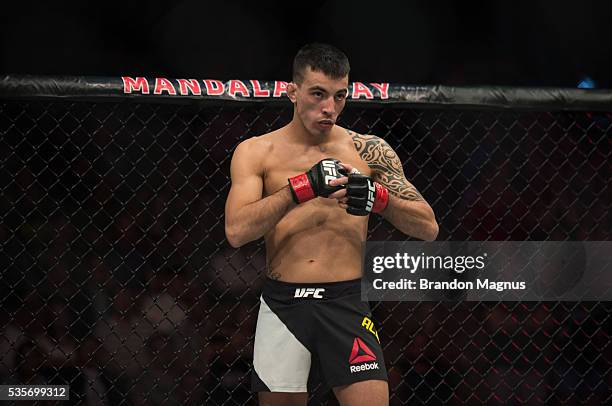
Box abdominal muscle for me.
[265,197,368,283]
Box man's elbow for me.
[225,225,246,248]
[418,205,439,241]
[423,205,439,241]
[423,220,439,241]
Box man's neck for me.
[286,113,331,146]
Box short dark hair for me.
[292,43,350,83]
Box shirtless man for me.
[225,43,438,406]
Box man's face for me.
[290,68,349,136]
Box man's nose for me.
[321,96,334,115]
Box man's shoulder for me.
[340,127,385,154]
[232,130,287,176]
[235,130,278,156]
[342,129,405,177]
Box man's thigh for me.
[313,294,388,389]
[252,295,313,392]
[333,379,389,406]
[258,392,308,406]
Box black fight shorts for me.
[251,278,387,393]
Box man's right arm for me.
[224,139,295,248]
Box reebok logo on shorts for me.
[294,287,325,298]
[349,337,376,364]
[349,337,379,373]
[350,362,379,373]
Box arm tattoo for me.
[349,130,424,202]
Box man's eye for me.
[335,94,346,101]
[313,92,323,98]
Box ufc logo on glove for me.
[366,181,375,212]
[322,160,339,184]
[288,158,346,204]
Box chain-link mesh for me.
[0,99,610,405]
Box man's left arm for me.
[351,132,439,241]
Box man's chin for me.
[311,123,334,136]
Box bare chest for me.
[262,142,370,196]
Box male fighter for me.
[225,43,438,406]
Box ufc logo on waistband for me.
[322,160,338,184]
[294,288,325,298]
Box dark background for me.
[1,1,611,405]
[1,0,611,87]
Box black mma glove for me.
[345,174,389,216]
[288,158,347,204]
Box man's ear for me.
[286,82,297,104]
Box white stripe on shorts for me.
[253,296,311,392]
